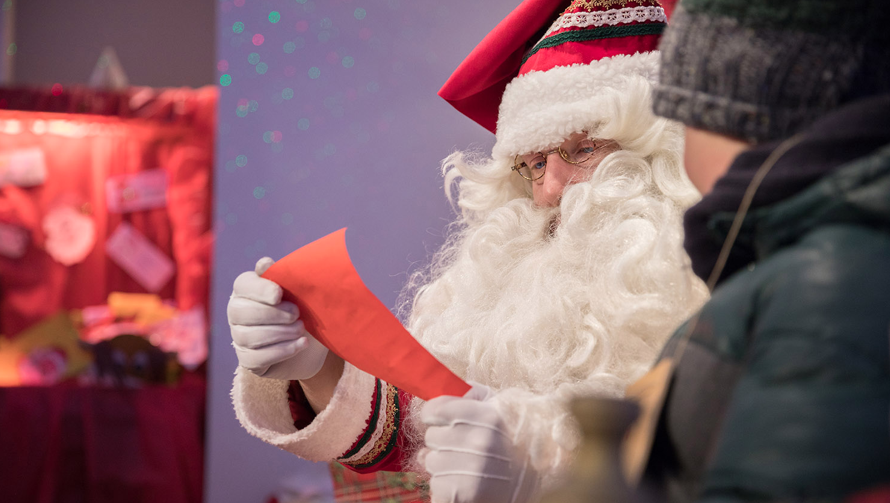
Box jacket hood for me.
[685,94,890,285]
[714,144,890,258]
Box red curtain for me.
[0,86,216,336]
[0,374,206,503]
[0,87,215,503]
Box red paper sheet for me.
[262,228,470,401]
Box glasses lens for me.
[519,154,546,180]
[561,139,597,166]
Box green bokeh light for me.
[297,118,310,130]
[354,8,367,20]
[263,131,274,143]
[220,74,232,86]
[236,106,249,118]
[253,187,266,199]
[6,43,16,56]
[308,67,321,79]
[282,88,294,100]
[342,56,355,68]
[235,155,248,167]
[269,11,281,23]
[233,22,245,34]
[248,52,260,65]
[256,62,269,74]
[248,100,259,112]
[283,41,296,54]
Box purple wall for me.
[208,1,517,501]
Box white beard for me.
[398,124,709,484]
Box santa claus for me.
[228,0,706,501]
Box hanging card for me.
[262,228,470,401]
[106,169,168,213]
[105,222,175,292]
[0,147,47,188]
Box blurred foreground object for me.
[540,397,644,503]
[645,0,890,499]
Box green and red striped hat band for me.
[520,1,666,75]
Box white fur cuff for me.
[231,362,377,462]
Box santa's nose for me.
[534,153,574,207]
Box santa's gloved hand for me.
[228,257,329,380]
[422,385,536,503]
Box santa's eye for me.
[574,140,597,155]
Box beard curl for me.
[397,102,708,485]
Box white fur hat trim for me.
[493,51,660,159]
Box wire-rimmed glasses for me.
[511,137,603,181]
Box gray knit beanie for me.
[652,0,890,143]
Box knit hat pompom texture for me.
[653,0,890,143]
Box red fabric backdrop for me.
[0,86,216,336]
[0,373,206,503]
[0,87,215,503]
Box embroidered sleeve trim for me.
[339,383,401,470]
[339,378,383,460]
[544,6,666,38]
[524,23,666,64]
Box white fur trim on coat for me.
[231,363,376,462]
[493,51,660,159]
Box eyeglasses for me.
[511,138,603,181]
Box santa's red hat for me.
[439,0,674,159]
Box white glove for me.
[228,257,329,380]
[422,385,537,503]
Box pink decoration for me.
[43,205,96,266]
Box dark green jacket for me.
[644,96,890,502]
